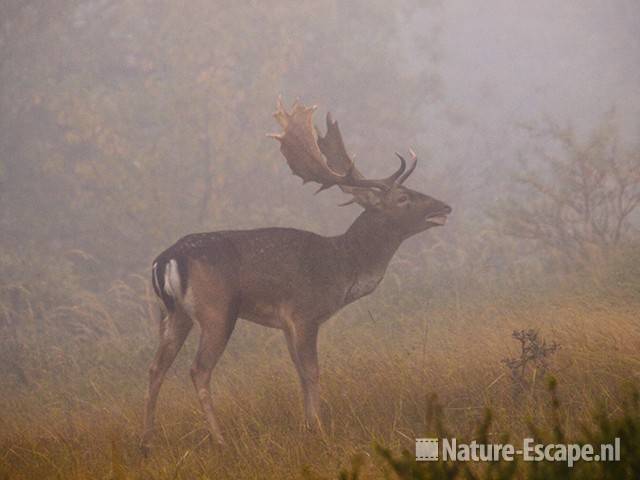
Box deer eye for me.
[396,195,409,205]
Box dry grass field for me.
[3,1,640,478]
[1,266,639,479]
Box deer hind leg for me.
[189,298,238,446]
[284,321,322,432]
[141,308,192,451]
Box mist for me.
[1,1,639,478]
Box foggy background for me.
[2,3,640,478]
[1,0,639,341]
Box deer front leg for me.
[284,322,322,432]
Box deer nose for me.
[433,202,451,215]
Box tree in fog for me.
[493,117,640,269]
[0,1,438,280]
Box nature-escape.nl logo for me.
[416,438,621,467]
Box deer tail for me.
[151,258,185,313]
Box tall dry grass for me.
[1,258,639,479]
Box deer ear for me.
[341,186,383,209]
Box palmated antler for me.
[269,98,417,201]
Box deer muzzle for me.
[425,205,452,226]
[426,215,448,226]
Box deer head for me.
[269,98,451,238]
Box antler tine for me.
[383,152,406,184]
[397,148,418,185]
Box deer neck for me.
[339,210,404,303]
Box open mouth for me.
[425,213,448,226]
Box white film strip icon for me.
[416,438,439,461]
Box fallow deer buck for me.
[141,98,451,450]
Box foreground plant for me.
[320,380,640,480]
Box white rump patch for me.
[152,262,160,291]
[163,259,182,300]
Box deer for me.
[140,98,452,451]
